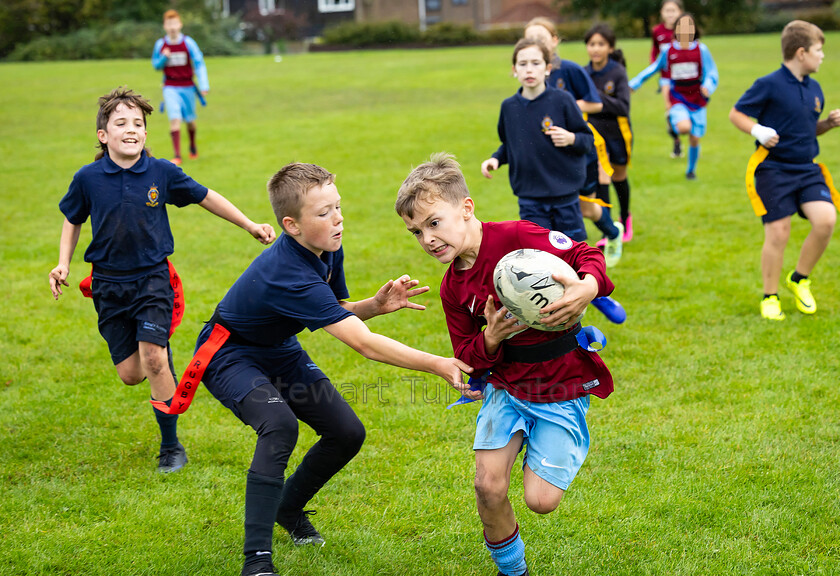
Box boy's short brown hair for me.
[268,163,335,230]
[163,9,180,22]
[395,152,470,219]
[96,87,153,154]
[782,20,824,61]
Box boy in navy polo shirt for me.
[152,9,208,165]
[49,87,276,472]
[193,162,477,576]
[729,20,840,320]
[397,153,614,576]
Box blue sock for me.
[687,145,700,174]
[594,207,620,240]
[152,397,179,448]
[485,524,527,576]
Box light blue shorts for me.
[668,103,706,137]
[162,86,197,122]
[473,385,590,490]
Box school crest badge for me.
[541,115,553,133]
[146,184,160,207]
[815,97,822,113]
[555,78,565,91]
[605,80,615,95]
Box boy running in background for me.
[179,162,477,576]
[48,87,276,472]
[397,153,615,576]
[630,12,718,180]
[152,9,208,165]
[729,20,840,320]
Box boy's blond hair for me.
[268,163,335,230]
[782,20,824,61]
[395,152,470,219]
[163,9,180,22]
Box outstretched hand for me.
[373,274,430,315]
[482,295,528,353]
[539,268,597,329]
[249,223,276,245]
[437,357,482,399]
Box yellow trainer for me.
[785,272,816,314]
[760,295,785,321]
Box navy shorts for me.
[196,324,328,410]
[91,264,173,365]
[604,137,629,166]
[518,196,586,241]
[755,161,832,224]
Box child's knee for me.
[474,469,510,508]
[524,489,563,514]
[139,344,169,377]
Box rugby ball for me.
[493,249,583,331]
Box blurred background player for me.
[729,20,840,320]
[630,12,718,180]
[651,0,684,158]
[48,87,275,473]
[584,23,635,245]
[152,9,208,165]
[524,18,625,259]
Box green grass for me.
[2,33,840,575]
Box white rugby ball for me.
[493,249,583,331]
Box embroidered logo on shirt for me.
[541,115,554,133]
[815,97,822,113]
[146,184,160,207]
[605,80,615,95]
[554,78,565,91]
[548,231,572,251]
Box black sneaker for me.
[671,138,683,158]
[277,509,325,547]
[685,171,697,180]
[497,569,529,576]
[241,559,278,576]
[157,442,187,473]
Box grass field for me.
[2,32,840,576]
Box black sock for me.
[244,472,284,567]
[595,183,610,206]
[613,179,630,223]
[763,293,778,299]
[594,207,619,240]
[791,271,807,283]
[152,398,179,448]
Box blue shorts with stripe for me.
[473,385,591,490]
[163,86,198,122]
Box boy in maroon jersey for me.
[396,153,615,576]
[152,9,209,165]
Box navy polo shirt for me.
[215,233,354,348]
[734,65,825,164]
[492,87,594,200]
[59,151,208,271]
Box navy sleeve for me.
[600,68,631,117]
[734,77,769,120]
[163,163,209,208]
[59,170,90,225]
[567,65,602,103]
[563,96,594,155]
[269,280,353,332]
[492,104,509,165]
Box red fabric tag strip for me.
[78,260,184,337]
[150,323,230,415]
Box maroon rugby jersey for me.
[651,23,674,77]
[667,43,706,109]
[163,37,194,87]
[440,220,614,403]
